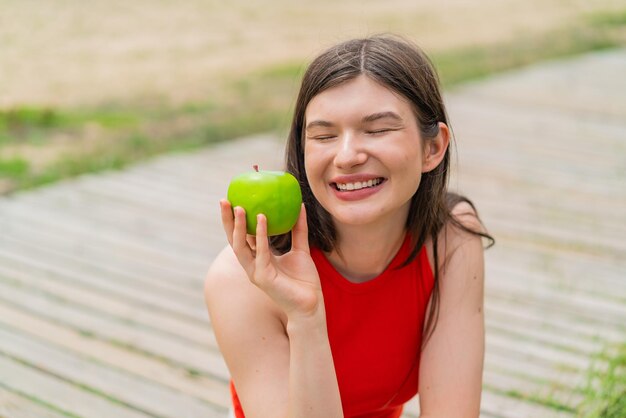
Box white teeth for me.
[336,178,382,191]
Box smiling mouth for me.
[332,177,386,191]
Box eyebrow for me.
[362,111,404,124]
[305,111,404,130]
[305,120,334,130]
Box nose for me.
[333,132,367,169]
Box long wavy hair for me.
[270,34,494,346]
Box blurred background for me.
[1,0,624,195]
[1,1,625,417]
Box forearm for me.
[286,311,344,418]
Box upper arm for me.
[418,202,486,417]
[204,246,290,417]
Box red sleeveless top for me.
[230,233,435,417]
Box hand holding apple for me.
[227,165,302,236]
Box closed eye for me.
[308,135,336,140]
[366,129,396,135]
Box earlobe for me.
[422,122,450,173]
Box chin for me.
[328,206,385,228]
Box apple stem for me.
[253,165,259,172]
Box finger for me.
[291,203,309,253]
[246,235,257,252]
[219,199,235,245]
[232,206,255,271]
[255,214,272,277]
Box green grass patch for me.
[576,342,626,418]
[255,60,306,79]
[0,105,140,146]
[587,9,626,28]
[0,157,30,178]
[0,107,59,130]
[0,106,137,131]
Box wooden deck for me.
[1,48,625,418]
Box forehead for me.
[305,75,415,122]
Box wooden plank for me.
[487,279,626,330]
[486,247,626,295]
[0,302,229,408]
[485,318,601,359]
[452,50,626,118]
[485,307,610,355]
[8,179,216,235]
[486,333,591,374]
[483,369,584,410]
[0,202,211,283]
[486,273,626,324]
[0,228,202,301]
[452,173,626,227]
[0,220,205,298]
[0,276,230,381]
[0,247,207,323]
[0,262,217,349]
[0,388,70,418]
[0,194,216,261]
[0,200,216,272]
[485,300,626,345]
[488,261,626,305]
[484,351,584,393]
[464,196,626,244]
[402,385,579,418]
[480,389,575,418]
[478,215,626,258]
[0,353,151,418]
[0,325,225,418]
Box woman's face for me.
[303,75,428,229]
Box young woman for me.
[205,34,494,418]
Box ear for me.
[422,122,450,173]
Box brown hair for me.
[270,34,494,345]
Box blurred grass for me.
[576,342,626,418]
[433,24,621,88]
[0,11,624,195]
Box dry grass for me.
[1,0,621,108]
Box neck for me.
[326,216,408,283]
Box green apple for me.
[227,165,302,236]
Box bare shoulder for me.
[204,245,249,297]
[443,200,485,258]
[425,200,486,272]
[204,245,284,325]
[449,200,485,236]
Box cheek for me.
[396,151,423,194]
[395,148,422,173]
[303,149,324,194]
[303,144,326,177]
